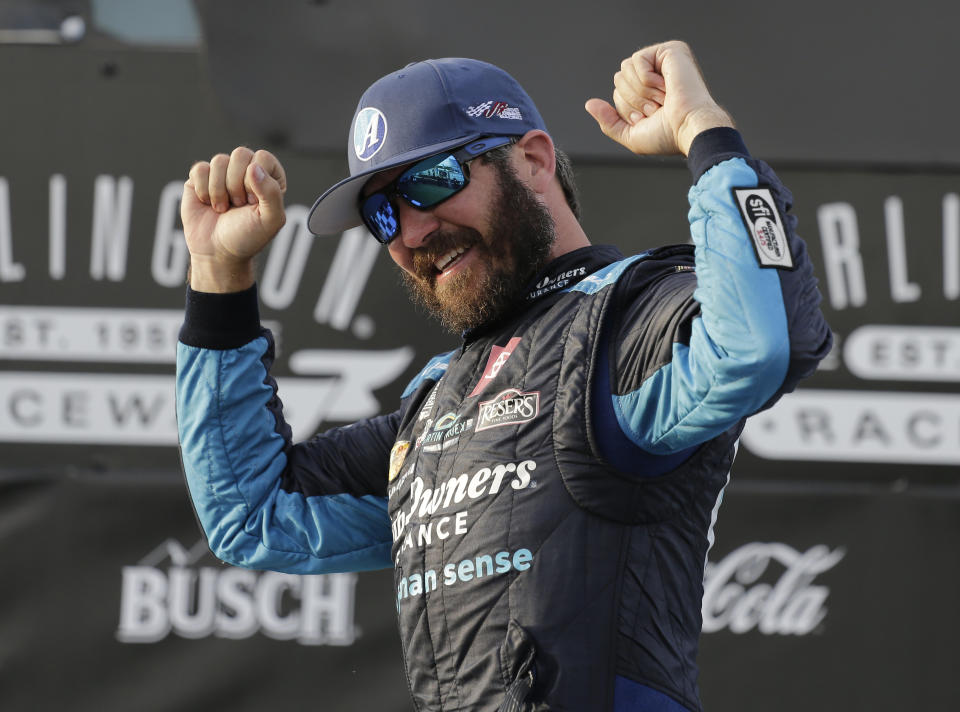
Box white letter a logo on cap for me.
[354,108,388,161]
[361,121,380,153]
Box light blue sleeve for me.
[613,157,791,454]
[177,336,394,574]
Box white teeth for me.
[434,247,467,273]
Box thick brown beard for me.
[399,162,556,334]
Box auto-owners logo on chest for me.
[733,187,794,269]
[476,388,540,431]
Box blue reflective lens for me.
[359,136,514,244]
[362,193,399,243]
[396,154,468,208]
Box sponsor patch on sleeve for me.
[732,187,794,270]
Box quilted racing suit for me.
[176,128,832,711]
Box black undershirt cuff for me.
[687,127,751,182]
[178,284,262,350]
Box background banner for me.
[0,2,956,710]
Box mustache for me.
[409,228,483,280]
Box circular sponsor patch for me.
[353,107,387,161]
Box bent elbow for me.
[203,519,258,569]
[725,337,791,413]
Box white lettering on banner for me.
[0,347,413,444]
[844,325,960,381]
[741,389,960,464]
[312,226,380,338]
[702,542,845,635]
[90,175,133,282]
[0,174,410,450]
[0,173,957,313]
[0,372,174,444]
[0,172,383,334]
[0,178,25,281]
[117,539,358,645]
[884,196,921,302]
[260,204,314,310]
[49,174,67,280]
[945,193,960,299]
[817,194,960,310]
[150,181,188,288]
[817,202,867,310]
[0,306,184,363]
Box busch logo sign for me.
[117,539,359,645]
[702,542,845,635]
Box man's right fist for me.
[182,147,287,293]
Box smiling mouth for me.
[433,246,469,274]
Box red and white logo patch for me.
[470,337,522,397]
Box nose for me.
[395,200,441,249]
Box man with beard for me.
[177,41,831,711]
[387,144,557,334]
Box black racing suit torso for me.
[176,129,832,711]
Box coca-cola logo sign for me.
[702,542,845,636]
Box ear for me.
[514,130,556,195]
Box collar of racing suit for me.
[461,244,625,343]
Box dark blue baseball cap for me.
[307,58,548,236]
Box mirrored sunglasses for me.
[359,136,515,244]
